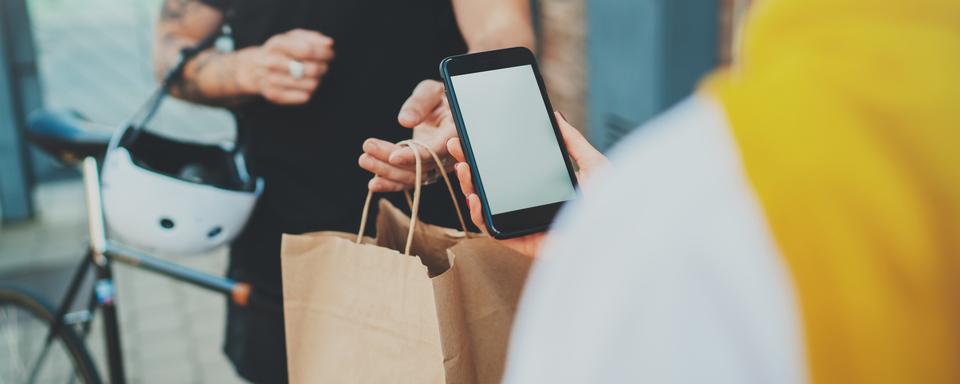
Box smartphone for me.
[440,47,578,239]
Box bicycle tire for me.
[0,286,102,384]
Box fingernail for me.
[363,139,377,151]
[399,111,418,125]
[556,110,567,122]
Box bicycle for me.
[0,112,282,384]
[0,35,280,384]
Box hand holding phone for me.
[441,47,591,239]
[446,111,607,256]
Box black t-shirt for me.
[203,0,468,286]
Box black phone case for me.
[439,47,578,239]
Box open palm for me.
[360,80,457,192]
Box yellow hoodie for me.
[706,0,960,382]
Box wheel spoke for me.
[27,336,55,383]
[1,306,26,381]
[0,297,92,384]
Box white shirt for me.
[502,96,807,384]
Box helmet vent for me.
[159,218,175,229]
[207,226,223,239]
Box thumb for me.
[398,80,444,128]
[555,111,606,169]
[389,140,443,166]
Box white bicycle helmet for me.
[100,28,262,255]
[101,119,263,255]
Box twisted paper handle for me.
[355,140,470,255]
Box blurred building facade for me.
[538,0,750,147]
[539,0,588,130]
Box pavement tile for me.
[137,364,197,384]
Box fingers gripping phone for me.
[440,47,578,239]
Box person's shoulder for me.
[543,94,768,266]
[509,95,806,384]
[607,95,731,184]
[541,93,790,286]
[553,95,742,243]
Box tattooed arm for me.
[153,0,243,105]
[153,0,335,106]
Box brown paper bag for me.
[375,199,533,384]
[434,239,532,384]
[281,140,532,384]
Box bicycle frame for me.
[42,156,280,384]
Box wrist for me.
[234,47,264,95]
[466,19,535,53]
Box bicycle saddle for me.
[27,109,114,164]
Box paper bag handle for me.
[356,140,470,255]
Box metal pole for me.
[106,243,237,295]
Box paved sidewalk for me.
[0,181,245,383]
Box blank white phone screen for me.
[450,65,575,215]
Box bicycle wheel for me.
[0,286,101,384]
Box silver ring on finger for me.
[288,60,305,80]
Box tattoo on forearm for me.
[157,0,249,106]
[157,32,186,75]
[157,0,199,80]
[157,0,206,75]
[176,50,249,106]
[175,50,218,100]
[160,0,207,23]
[160,0,190,22]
